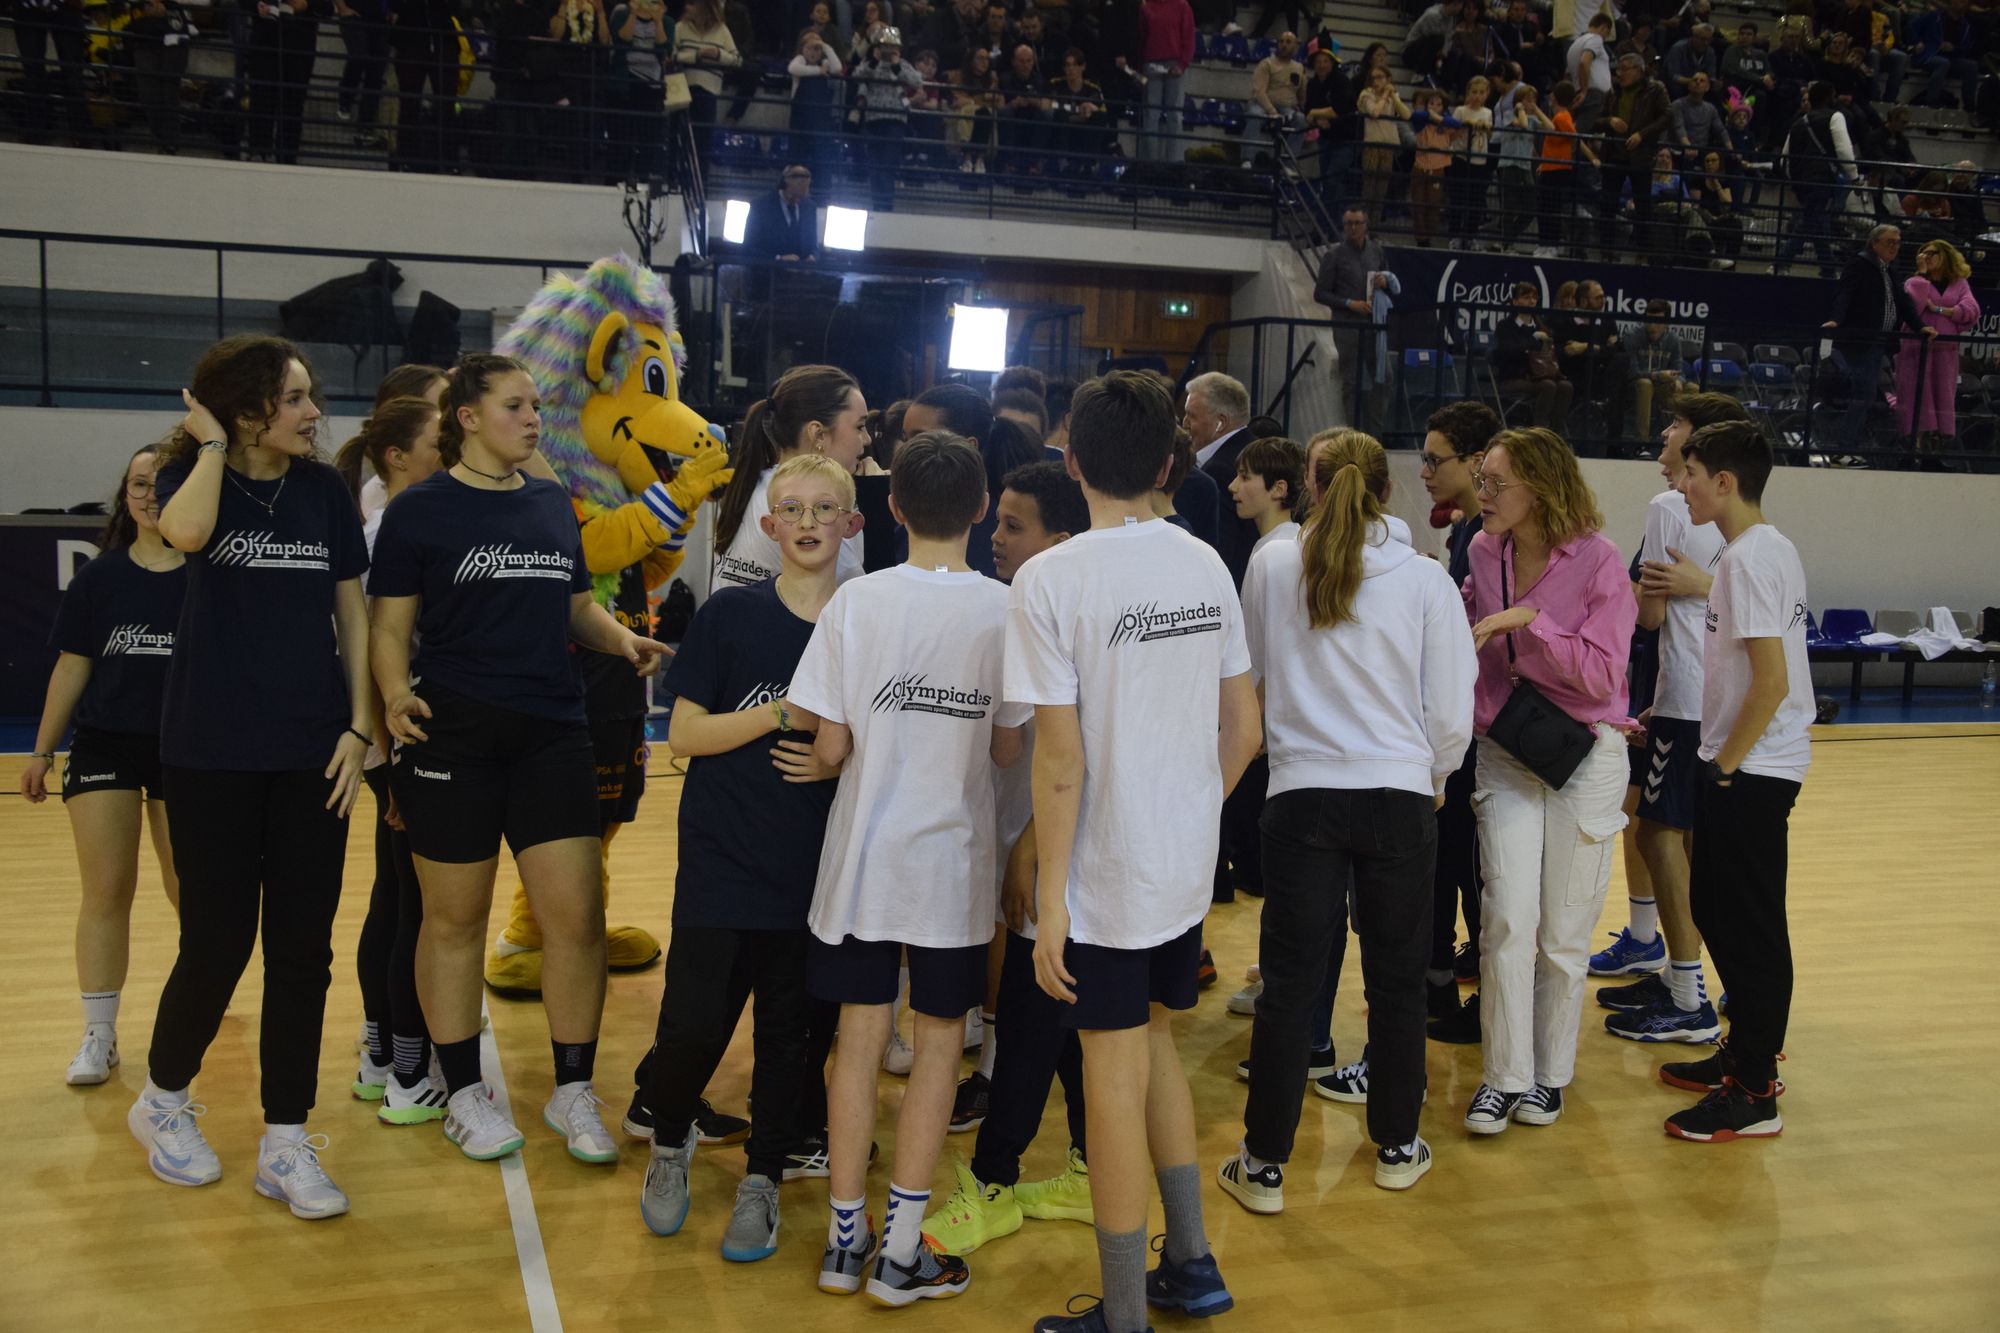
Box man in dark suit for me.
[1825,223,1933,452]
[741,164,819,260]
[1183,370,1259,588]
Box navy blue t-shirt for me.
[49,548,187,736]
[665,578,836,930]
[369,472,595,722]
[156,456,368,770]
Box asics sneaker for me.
[865,1239,970,1306]
[784,1135,879,1181]
[67,1028,119,1086]
[1216,1152,1283,1214]
[377,1072,449,1125]
[1596,973,1672,1012]
[922,1160,1023,1254]
[1146,1243,1234,1316]
[351,1050,390,1102]
[818,1221,878,1295]
[1375,1137,1433,1191]
[1016,1147,1093,1223]
[1664,1078,1784,1142]
[640,1126,694,1236]
[1512,1083,1563,1125]
[720,1174,781,1262]
[544,1082,618,1163]
[253,1133,349,1220]
[443,1083,525,1161]
[1463,1083,1522,1135]
[1605,1001,1722,1044]
[1587,927,1667,977]
[129,1092,222,1186]
[949,1072,991,1133]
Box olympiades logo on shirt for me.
[210,531,331,571]
[870,672,992,719]
[102,623,174,658]
[1788,600,1808,633]
[454,543,576,584]
[1107,599,1225,648]
[735,681,790,711]
[714,553,777,587]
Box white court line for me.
[481,997,565,1333]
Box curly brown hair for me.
[1484,427,1602,546]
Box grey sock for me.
[1425,967,1455,986]
[1095,1225,1148,1333]
[1156,1161,1210,1267]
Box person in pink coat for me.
[1896,239,1980,452]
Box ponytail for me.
[714,363,861,552]
[715,397,783,553]
[334,396,441,505]
[1300,429,1390,630]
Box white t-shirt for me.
[1004,519,1252,951]
[790,565,1031,948]
[1569,32,1612,93]
[1251,520,1300,558]
[1642,489,1725,722]
[360,473,388,523]
[1699,523,1814,781]
[713,466,864,590]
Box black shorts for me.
[1635,715,1702,832]
[591,713,648,828]
[807,935,988,1019]
[390,682,599,864]
[61,726,164,801]
[1059,922,1204,1032]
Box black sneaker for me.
[1664,1078,1784,1142]
[1597,973,1671,1012]
[1661,1049,1785,1096]
[948,1071,990,1133]
[783,1134,879,1181]
[1196,950,1218,989]
[1427,978,1460,1022]
[864,1240,971,1306]
[695,1099,749,1145]
[1453,941,1479,983]
[621,1092,654,1139]
[1035,1295,1156,1333]
[1511,1083,1563,1126]
[1427,991,1481,1045]
[1462,1082,1522,1135]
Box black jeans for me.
[643,925,814,1180]
[1600,158,1655,253]
[1246,787,1436,1158]
[130,40,190,151]
[1688,771,1800,1087]
[356,767,427,1064]
[245,24,318,163]
[391,33,456,169]
[1430,740,1482,971]
[14,10,89,139]
[971,931,1087,1187]
[150,765,350,1122]
[336,16,391,126]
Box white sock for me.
[828,1194,867,1252]
[1628,897,1659,945]
[82,990,120,1031]
[1666,958,1707,1012]
[1242,1145,1276,1175]
[264,1122,307,1148]
[142,1079,189,1108]
[976,1011,998,1079]
[882,1184,931,1265]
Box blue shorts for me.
[1635,715,1702,832]
[807,935,989,1019]
[1058,922,1204,1033]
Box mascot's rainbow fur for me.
[483,254,731,995]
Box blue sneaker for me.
[1606,1001,1722,1044]
[1587,927,1667,977]
[1146,1243,1234,1317]
[1596,973,1671,1012]
[1034,1296,1156,1333]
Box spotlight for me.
[722,199,750,245]
[823,205,869,252]
[947,304,1009,373]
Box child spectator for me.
[790,431,1030,1303]
[1357,66,1410,223]
[1537,81,1597,257]
[1451,75,1496,238]
[1409,88,1459,247]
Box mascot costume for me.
[483,254,730,995]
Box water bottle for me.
[1983,662,1997,709]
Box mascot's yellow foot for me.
[607,924,662,972]
[484,937,544,998]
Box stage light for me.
[823,205,869,252]
[722,199,750,245]
[947,305,1010,373]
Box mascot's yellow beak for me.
[577,314,719,495]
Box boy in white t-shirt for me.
[1660,420,1814,1143]
[1007,372,1264,1333]
[787,432,1031,1305]
[1597,392,1745,1043]
[1228,435,1306,556]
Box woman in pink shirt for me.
[1457,428,1635,1137]
[1894,239,1980,458]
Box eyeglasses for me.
[126,479,156,498]
[1472,472,1519,497]
[772,498,851,526]
[1418,452,1462,475]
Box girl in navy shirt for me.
[131,336,372,1223]
[22,443,186,1090]
[370,354,669,1167]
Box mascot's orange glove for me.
[638,434,734,547]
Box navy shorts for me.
[591,713,648,829]
[1058,922,1204,1032]
[61,725,164,801]
[390,682,599,864]
[1635,715,1702,832]
[808,935,989,1019]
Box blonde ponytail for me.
[1300,429,1390,630]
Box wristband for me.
[31,750,55,762]
[345,727,372,746]
[1705,759,1734,786]
[641,480,689,537]
[773,699,792,733]
[200,439,228,454]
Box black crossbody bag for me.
[1484,538,1597,790]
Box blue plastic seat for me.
[1703,359,1746,386]
[1816,608,1873,649]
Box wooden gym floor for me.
[2,729,1997,1332]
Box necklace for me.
[458,460,521,485]
[129,546,182,572]
[224,465,285,514]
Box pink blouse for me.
[1462,527,1636,733]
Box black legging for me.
[391,31,456,168]
[245,20,319,163]
[150,766,350,1123]
[356,767,428,1075]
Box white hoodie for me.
[1241,519,1476,798]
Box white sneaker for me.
[67,1028,119,1085]
[962,1008,985,1053]
[128,1093,222,1186]
[1226,980,1263,1016]
[443,1083,525,1161]
[544,1082,618,1163]
[254,1133,350,1219]
[352,1050,390,1102]
[882,1028,915,1076]
[377,1072,449,1126]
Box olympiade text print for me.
[210,531,331,570]
[870,673,993,719]
[736,681,790,711]
[454,544,577,584]
[103,624,174,657]
[1108,600,1225,648]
